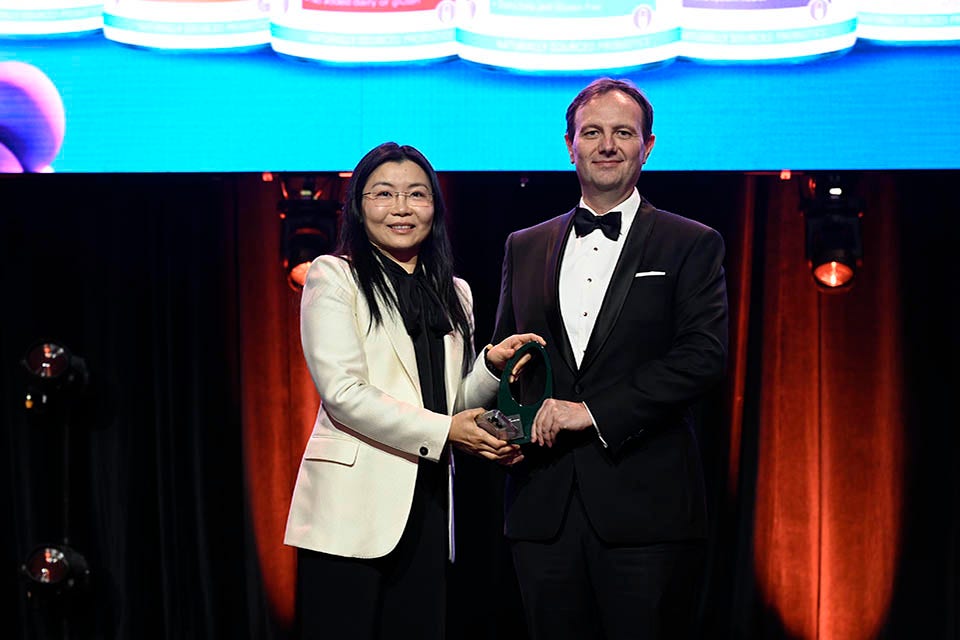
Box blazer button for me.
[573,384,583,395]
[419,446,428,456]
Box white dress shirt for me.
[559,188,640,367]
[558,189,640,445]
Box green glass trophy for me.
[475,342,552,444]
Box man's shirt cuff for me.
[582,401,608,448]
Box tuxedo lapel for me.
[579,200,657,373]
[545,210,578,375]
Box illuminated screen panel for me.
[1,1,958,172]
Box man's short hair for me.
[565,78,654,142]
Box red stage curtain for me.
[723,174,757,499]
[750,175,903,639]
[236,177,314,629]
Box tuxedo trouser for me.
[510,482,706,640]
[295,458,448,640]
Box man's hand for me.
[530,399,593,448]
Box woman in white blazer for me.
[284,142,542,640]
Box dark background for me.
[2,170,957,639]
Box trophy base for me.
[475,409,525,442]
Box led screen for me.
[1,1,958,172]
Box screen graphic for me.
[1,1,958,172]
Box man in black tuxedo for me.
[491,78,728,639]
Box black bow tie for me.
[574,207,621,241]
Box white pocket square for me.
[635,271,666,278]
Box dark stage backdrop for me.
[1,171,957,639]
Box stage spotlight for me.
[802,175,863,291]
[21,544,90,598]
[19,342,92,606]
[279,175,341,290]
[22,341,89,415]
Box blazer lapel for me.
[378,276,464,414]
[545,210,579,375]
[579,199,657,373]
[377,281,421,397]
[443,330,464,411]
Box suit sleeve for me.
[589,226,729,453]
[300,256,458,461]
[491,232,519,344]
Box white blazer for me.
[284,255,497,559]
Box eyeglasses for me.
[362,190,433,207]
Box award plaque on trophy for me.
[476,341,552,444]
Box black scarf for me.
[380,256,450,415]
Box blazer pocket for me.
[304,435,359,466]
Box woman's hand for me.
[484,333,546,380]
[448,408,524,465]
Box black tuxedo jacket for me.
[492,197,728,545]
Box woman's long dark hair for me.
[336,142,472,365]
